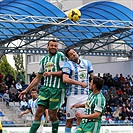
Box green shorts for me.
[38,86,63,110]
[75,121,101,133]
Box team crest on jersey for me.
[85,100,90,109]
[45,62,55,71]
[78,70,86,80]
[67,113,70,117]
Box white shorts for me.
[66,95,88,119]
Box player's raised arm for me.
[18,73,43,99]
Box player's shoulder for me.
[28,99,32,104]
[65,60,73,66]
[98,92,106,100]
[81,58,91,64]
[57,51,65,56]
[28,99,33,103]
[40,54,49,62]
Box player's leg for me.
[75,95,88,130]
[75,124,84,133]
[49,109,59,133]
[30,86,49,133]
[65,118,74,133]
[29,105,46,133]
[49,88,62,133]
[65,95,78,133]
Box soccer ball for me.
[67,8,81,22]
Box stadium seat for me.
[2,121,15,127]
[0,111,4,117]
[59,121,65,126]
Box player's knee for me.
[66,119,73,128]
[35,109,44,119]
[49,110,58,121]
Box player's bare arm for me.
[71,103,85,109]
[44,70,63,77]
[90,72,94,80]
[20,109,31,116]
[18,73,43,99]
[76,111,101,120]
[63,74,87,88]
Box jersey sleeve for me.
[27,100,31,110]
[87,61,94,74]
[59,53,67,68]
[62,62,71,75]
[94,94,106,113]
[38,58,45,74]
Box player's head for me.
[47,39,58,55]
[65,48,79,62]
[90,76,104,91]
[30,87,38,100]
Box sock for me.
[75,125,79,130]
[52,120,59,133]
[65,127,71,133]
[29,120,41,133]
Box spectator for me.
[10,80,16,88]
[104,92,110,104]
[118,97,124,106]
[112,107,120,120]
[16,81,22,92]
[126,75,132,83]
[20,97,28,111]
[4,72,14,89]
[0,82,7,94]
[114,74,119,82]
[111,87,118,97]
[126,103,132,113]
[119,73,125,83]
[117,88,123,97]
[116,105,122,114]
[16,72,22,83]
[30,72,36,83]
[119,107,129,120]
[102,73,108,87]
[121,91,128,102]
[2,90,9,106]
[9,85,18,102]
[21,71,25,85]
[0,73,3,83]
[109,95,116,107]
[98,73,102,78]
[105,104,112,117]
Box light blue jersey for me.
[27,98,45,121]
[28,99,38,115]
[62,58,93,96]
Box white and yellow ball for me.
[67,8,81,22]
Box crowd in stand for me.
[99,73,133,124]
[0,71,133,124]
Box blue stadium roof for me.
[0,0,133,55]
[53,1,133,48]
[0,0,65,42]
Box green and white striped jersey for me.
[83,90,106,123]
[38,51,66,89]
